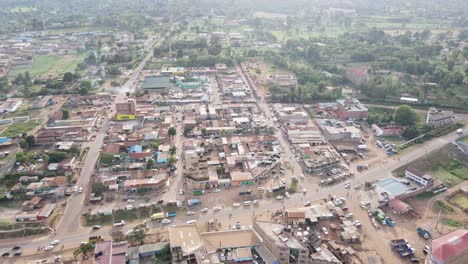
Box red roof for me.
[388,199,412,213]
[129,152,152,159]
[432,229,468,263]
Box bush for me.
[100,153,114,165]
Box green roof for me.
[141,77,172,89]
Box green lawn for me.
[459,136,468,144]
[1,120,41,137]
[450,193,468,210]
[428,166,463,187]
[435,201,456,214]
[428,167,464,187]
[441,218,468,228]
[8,52,89,78]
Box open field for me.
[450,193,468,211]
[429,167,464,187]
[8,52,89,78]
[0,120,42,137]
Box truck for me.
[417,228,431,239]
[390,239,408,248]
[89,235,103,244]
[193,189,204,196]
[166,212,177,218]
[399,248,415,257]
[187,198,201,207]
[151,213,165,221]
[386,217,396,227]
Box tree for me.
[168,127,176,138]
[146,159,154,170]
[111,230,125,242]
[63,72,75,83]
[168,156,177,166]
[402,126,420,140]
[176,49,184,58]
[79,80,92,94]
[73,243,95,259]
[69,146,80,156]
[393,105,418,126]
[127,224,148,246]
[92,182,106,196]
[49,151,68,163]
[201,128,207,136]
[62,109,70,120]
[25,135,35,149]
[183,127,193,136]
[19,139,27,150]
[169,146,177,155]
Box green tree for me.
[183,127,193,136]
[201,128,207,136]
[168,156,177,166]
[127,224,148,246]
[69,146,81,156]
[92,182,106,196]
[146,159,154,170]
[176,49,184,59]
[25,135,35,149]
[63,72,75,83]
[111,230,125,242]
[169,146,177,155]
[73,242,95,259]
[79,80,92,95]
[168,127,176,138]
[49,151,68,163]
[19,139,27,150]
[62,109,70,120]
[394,105,418,126]
[16,152,28,163]
[402,126,420,140]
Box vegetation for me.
[1,120,41,137]
[435,200,456,214]
[441,218,468,228]
[450,194,468,210]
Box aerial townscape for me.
[0,0,468,264]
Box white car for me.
[322,227,328,235]
[179,189,184,195]
[257,187,265,192]
[252,200,260,205]
[50,240,60,245]
[285,192,290,198]
[354,220,362,228]
[243,201,251,206]
[186,211,195,216]
[161,219,171,224]
[346,213,353,219]
[304,201,311,207]
[127,199,135,203]
[276,196,284,200]
[303,189,307,194]
[44,245,54,251]
[232,203,241,208]
[300,174,305,179]
[125,229,134,236]
[186,220,197,225]
[213,206,222,211]
[73,186,78,192]
[213,189,221,193]
[78,187,83,193]
[201,208,208,213]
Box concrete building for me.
[405,167,433,187]
[0,98,22,113]
[94,240,128,264]
[267,74,298,91]
[426,107,453,128]
[254,221,309,264]
[336,99,368,120]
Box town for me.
[0,1,467,264]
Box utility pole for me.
[435,209,441,231]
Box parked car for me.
[1,251,9,257]
[186,211,195,216]
[127,199,135,203]
[213,189,221,193]
[44,245,54,251]
[285,192,291,198]
[161,219,171,224]
[258,187,265,192]
[92,225,101,230]
[186,220,197,225]
[232,203,241,208]
[201,208,208,213]
[252,200,260,205]
[322,227,328,235]
[179,189,184,195]
[243,201,251,206]
[213,206,222,211]
[78,187,83,193]
[113,220,126,227]
[50,240,60,245]
[12,251,21,257]
[276,196,284,200]
[12,245,21,251]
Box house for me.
[123,176,166,192]
[284,210,306,226]
[15,213,38,222]
[140,77,172,91]
[346,67,368,86]
[336,98,368,120]
[405,167,433,187]
[426,107,453,128]
[230,171,254,187]
[22,196,42,210]
[116,99,136,120]
[430,229,468,264]
[372,124,404,137]
[266,74,298,91]
[0,98,22,113]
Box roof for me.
[230,171,253,182]
[201,229,262,252]
[388,199,412,213]
[169,225,204,255]
[406,167,425,177]
[141,77,171,89]
[286,210,306,219]
[95,240,112,264]
[374,177,410,197]
[432,229,468,263]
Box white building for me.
[405,167,433,186]
[0,98,22,113]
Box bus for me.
[151,213,165,221]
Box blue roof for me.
[0,137,10,143]
[374,177,410,197]
[129,145,142,153]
